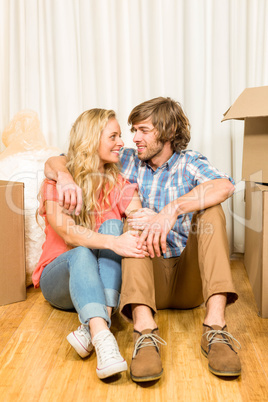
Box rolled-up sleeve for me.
[185,153,235,187]
[38,179,59,216]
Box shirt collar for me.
[165,151,180,169]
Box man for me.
[45,97,241,382]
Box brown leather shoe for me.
[130,328,166,382]
[201,324,241,376]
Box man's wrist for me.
[103,234,114,251]
[163,200,182,218]
[57,170,74,184]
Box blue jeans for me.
[40,219,123,327]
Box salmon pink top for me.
[32,176,137,288]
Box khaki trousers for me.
[120,205,238,322]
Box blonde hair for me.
[66,108,120,230]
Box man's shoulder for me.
[175,149,207,165]
[180,149,205,159]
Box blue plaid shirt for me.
[119,148,235,258]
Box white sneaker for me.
[92,329,127,379]
[67,325,93,358]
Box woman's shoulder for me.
[116,173,137,189]
[42,178,57,189]
[117,173,129,185]
[41,179,58,201]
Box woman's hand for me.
[110,231,149,258]
[127,206,176,258]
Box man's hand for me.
[127,206,177,258]
[127,179,235,258]
[127,208,157,227]
[56,172,83,215]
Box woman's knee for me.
[71,246,93,257]
[68,246,96,267]
[98,219,123,236]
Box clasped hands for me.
[56,175,177,258]
[127,206,177,258]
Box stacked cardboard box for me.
[222,86,268,317]
[0,180,26,305]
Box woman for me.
[32,109,147,380]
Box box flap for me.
[222,86,268,121]
[255,183,268,192]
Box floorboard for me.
[0,257,267,402]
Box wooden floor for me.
[0,257,267,402]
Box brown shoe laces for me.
[203,329,241,350]
[133,333,167,358]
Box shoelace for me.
[94,333,121,365]
[203,329,241,350]
[133,333,167,358]
[77,325,91,346]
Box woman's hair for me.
[66,108,120,230]
[128,97,191,152]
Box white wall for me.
[1,0,268,251]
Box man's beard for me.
[137,141,164,162]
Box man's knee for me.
[191,204,226,236]
[123,211,142,236]
[197,204,225,222]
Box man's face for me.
[131,118,164,162]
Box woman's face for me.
[98,118,124,170]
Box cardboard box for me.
[222,86,268,183]
[244,182,268,317]
[0,180,26,305]
[222,86,268,317]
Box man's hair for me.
[128,97,191,152]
